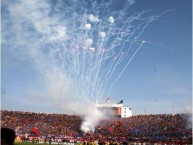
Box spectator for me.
[1,128,16,145]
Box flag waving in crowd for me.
[31,127,39,135]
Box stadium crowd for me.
[1,110,192,144]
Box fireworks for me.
[39,0,159,106]
[37,0,163,132]
[2,0,167,132]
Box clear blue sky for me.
[1,0,192,115]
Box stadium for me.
[1,0,192,145]
[1,102,192,144]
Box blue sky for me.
[1,0,192,115]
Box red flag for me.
[109,127,113,133]
[32,127,39,135]
[115,121,122,126]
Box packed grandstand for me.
[1,110,192,144]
